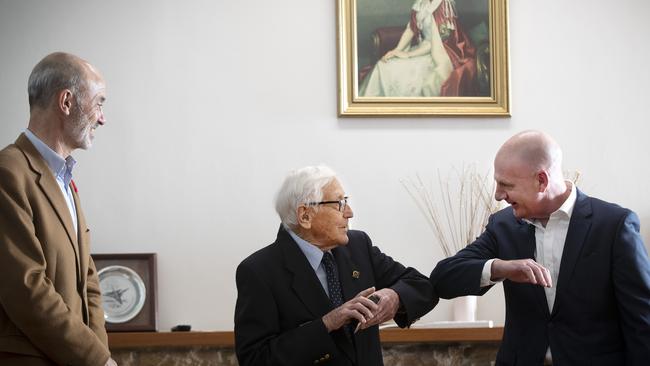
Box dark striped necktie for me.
[322,252,344,307]
[322,252,354,340]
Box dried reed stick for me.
[401,165,500,257]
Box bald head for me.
[496,130,564,178]
[493,131,570,220]
[27,52,98,111]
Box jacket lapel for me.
[333,247,363,304]
[73,188,88,284]
[278,227,332,319]
[278,227,356,363]
[552,190,592,316]
[515,219,536,259]
[17,134,81,263]
[516,220,550,318]
[73,187,91,324]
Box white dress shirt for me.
[526,182,577,311]
[480,181,577,362]
[480,181,577,299]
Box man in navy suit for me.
[235,165,435,366]
[431,130,650,365]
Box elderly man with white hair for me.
[235,165,436,366]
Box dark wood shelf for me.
[380,327,503,344]
[109,331,234,348]
[108,327,503,349]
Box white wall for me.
[1,0,649,331]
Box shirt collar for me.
[523,180,577,226]
[555,180,577,218]
[24,129,76,183]
[285,225,325,272]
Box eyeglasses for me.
[308,196,349,212]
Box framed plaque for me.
[92,253,158,332]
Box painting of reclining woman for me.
[357,0,490,97]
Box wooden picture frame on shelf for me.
[92,253,158,332]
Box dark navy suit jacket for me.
[431,190,650,366]
[235,226,436,366]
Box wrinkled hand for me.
[356,288,400,332]
[105,357,118,366]
[492,259,552,287]
[322,287,379,332]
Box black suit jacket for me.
[430,190,650,366]
[235,226,436,366]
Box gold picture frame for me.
[337,0,510,116]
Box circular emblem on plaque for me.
[98,265,147,323]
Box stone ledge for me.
[111,343,501,366]
[109,328,503,366]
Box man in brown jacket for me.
[0,53,116,365]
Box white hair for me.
[275,165,338,228]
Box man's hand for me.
[492,259,552,287]
[105,357,118,366]
[322,287,379,332]
[356,288,400,332]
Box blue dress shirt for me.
[24,129,78,233]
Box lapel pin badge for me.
[352,270,360,279]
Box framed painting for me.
[337,0,509,116]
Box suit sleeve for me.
[362,232,437,327]
[0,167,110,365]
[611,211,650,364]
[234,261,340,366]
[430,214,500,299]
[87,255,109,348]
